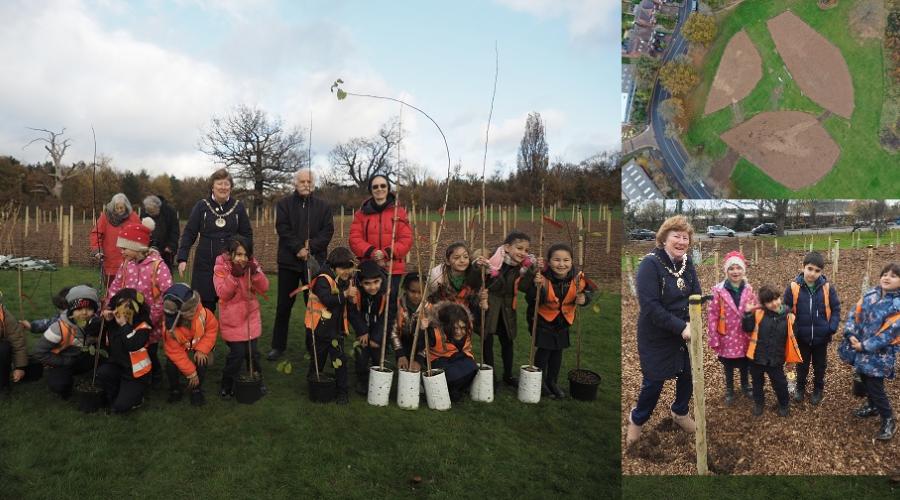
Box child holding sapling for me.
[483,230,539,387]
[162,283,218,406]
[353,260,388,395]
[213,236,269,399]
[391,272,426,372]
[706,251,756,405]
[95,288,152,413]
[838,263,900,441]
[426,242,490,317]
[525,243,595,400]
[742,285,803,417]
[782,251,841,405]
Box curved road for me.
[650,0,712,199]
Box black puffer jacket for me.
[275,191,334,272]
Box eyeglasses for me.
[371,184,388,189]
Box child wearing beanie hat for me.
[32,285,102,399]
[706,251,757,405]
[353,259,388,395]
[107,216,172,388]
[161,283,218,406]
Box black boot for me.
[753,403,764,416]
[741,383,752,399]
[876,417,896,441]
[548,382,566,399]
[854,402,880,418]
[724,387,735,406]
[810,389,823,406]
[541,382,552,397]
[777,404,790,417]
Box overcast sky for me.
[0,0,618,181]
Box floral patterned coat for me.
[106,250,173,344]
[706,281,755,359]
[839,287,900,379]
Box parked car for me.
[707,225,735,238]
[629,228,656,241]
[751,223,777,236]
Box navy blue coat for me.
[636,247,701,380]
[782,274,841,346]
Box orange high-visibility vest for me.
[853,299,900,346]
[164,307,208,350]
[50,321,78,354]
[428,326,474,362]
[305,274,351,336]
[790,282,831,321]
[538,272,586,325]
[746,309,803,363]
[127,321,153,377]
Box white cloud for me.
[494,0,618,46]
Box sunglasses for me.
[371,184,388,189]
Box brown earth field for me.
[622,240,900,475]
[720,110,840,189]
[0,217,621,293]
[768,10,855,118]
[705,30,763,116]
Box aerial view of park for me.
[689,0,899,197]
[632,0,899,199]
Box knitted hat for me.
[162,283,200,329]
[117,217,156,252]
[358,260,383,280]
[65,285,99,315]
[723,251,747,273]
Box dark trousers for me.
[95,363,148,412]
[0,340,12,390]
[433,356,478,394]
[631,370,693,426]
[719,356,749,390]
[46,353,93,398]
[355,345,383,388]
[749,363,789,407]
[148,342,162,381]
[271,267,312,353]
[222,340,261,390]
[860,373,893,419]
[201,299,217,313]
[484,319,515,378]
[795,341,828,393]
[165,356,207,391]
[386,274,401,339]
[309,336,348,395]
[535,347,563,386]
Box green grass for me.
[623,477,900,499]
[0,266,620,499]
[684,0,897,197]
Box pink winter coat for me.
[212,254,269,343]
[106,249,173,344]
[706,281,755,359]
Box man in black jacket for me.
[267,169,335,361]
[142,195,180,270]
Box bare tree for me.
[199,105,306,209]
[516,112,549,194]
[23,127,86,199]
[328,119,401,188]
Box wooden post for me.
[863,245,874,294]
[17,267,24,319]
[587,205,592,232]
[489,204,494,235]
[82,210,85,224]
[24,206,29,238]
[714,251,720,283]
[688,295,709,476]
[430,221,437,254]
[69,206,73,246]
[58,205,63,241]
[606,216,612,254]
[62,211,70,267]
[502,206,508,238]
[753,240,758,264]
[513,203,517,228]
[340,206,345,238]
[36,207,39,233]
[833,240,840,282]
[530,205,534,223]
[774,237,778,256]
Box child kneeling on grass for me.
[0,297,28,398]
[306,247,367,405]
[162,283,218,406]
[525,243,595,400]
[839,263,900,441]
[742,285,802,417]
[213,236,269,399]
[96,288,152,413]
[420,301,478,403]
[32,285,102,400]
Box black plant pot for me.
[76,385,105,413]
[568,369,600,402]
[234,375,263,405]
[308,373,337,403]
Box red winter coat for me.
[349,194,412,275]
[90,211,141,276]
[212,254,269,343]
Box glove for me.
[248,259,260,276]
[230,262,247,277]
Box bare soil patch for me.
[849,0,887,40]
[709,148,739,190]
[768,10,855,118]
[720,111,840,189]
[705,30,763,115]
[622,243,900,475]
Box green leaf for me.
[336,89,347,100]
[88,345,96,356]
[352,340,360,348]
[592,303,601,314]
[336,78,344,85]
[303,353,311,361]
[332,358,342,369]
[331,339,339,348]
[284,362,293,375]
[276,360,286,373]
[98,349,108,358]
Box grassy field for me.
[0,266,619,499]
[683,0,896,197]
[623,476,899,499]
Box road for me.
[696,226,879,241]
[649,0,713,199]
